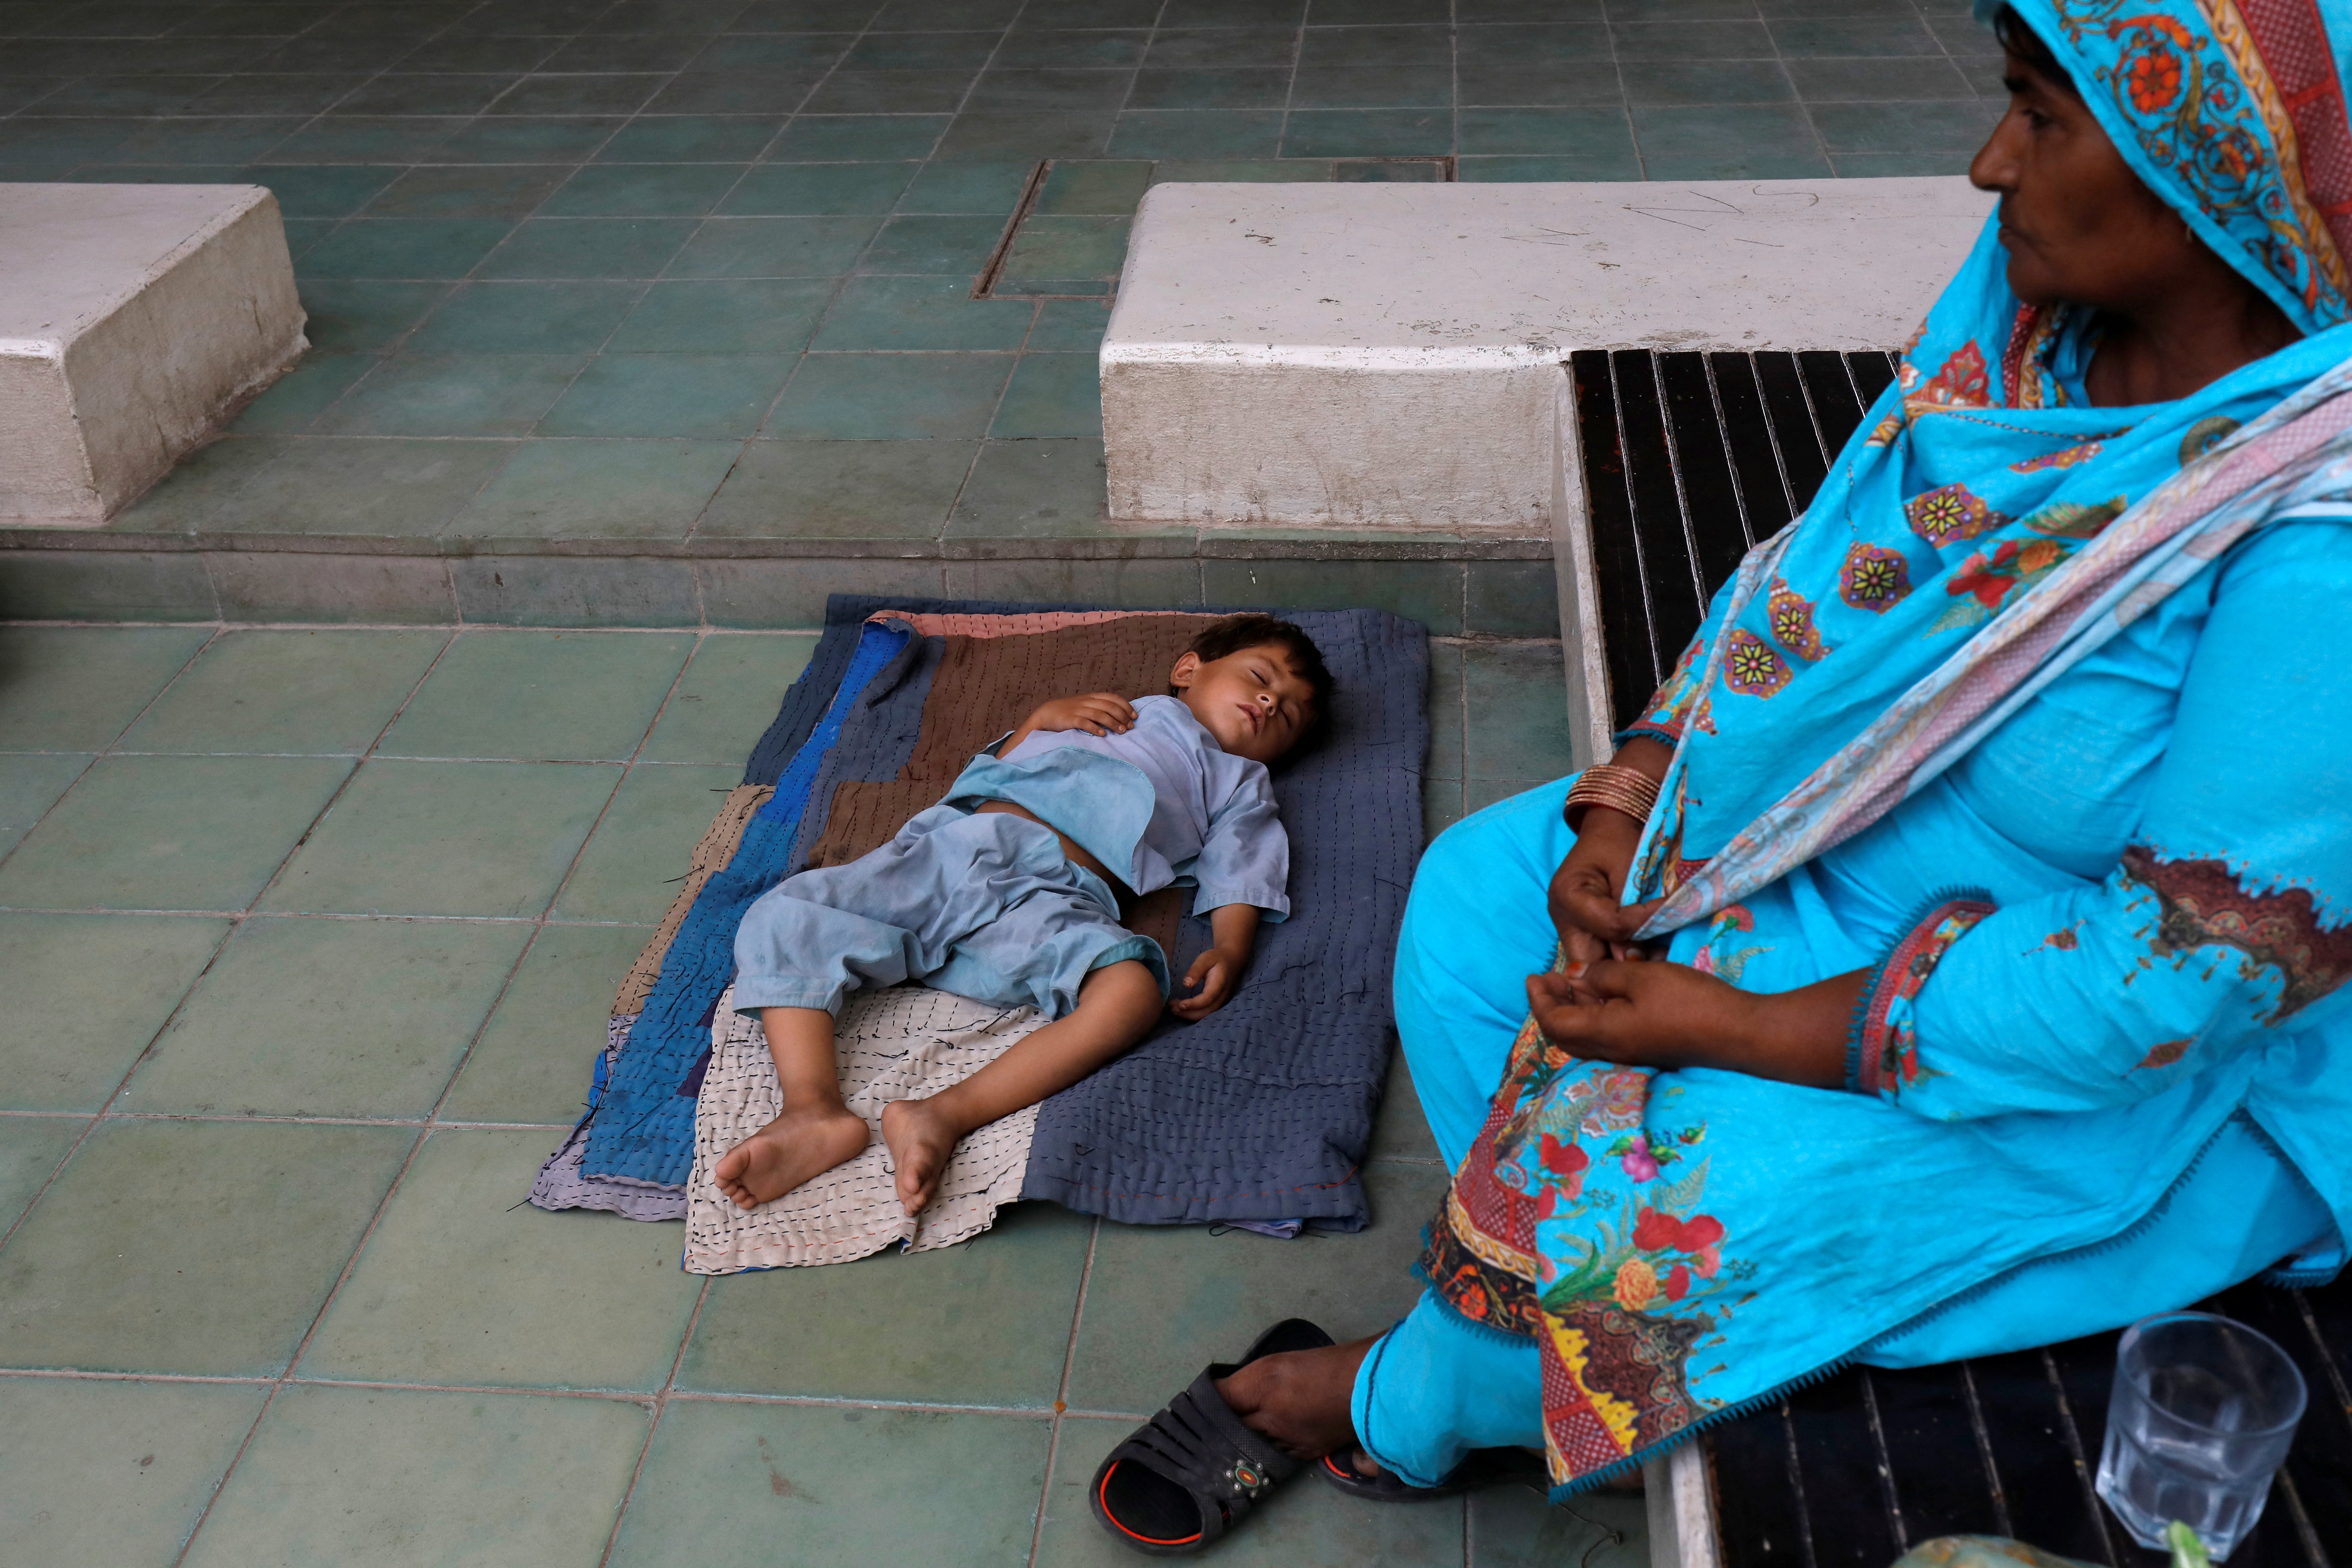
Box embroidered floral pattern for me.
[2180,415,2242,465]
[1691,904,1770,985]
[2120,845,2352,1022]
[2012,439,2106,472]
[2021,496,2128,538]
[1851,894,1996,1101]
[2000,304,2071,408]
[2031,919,2086,953]
[1838,542,1913,612]
[2126,39,2184,111]
[1904,340,1992,413]
[1929,537,2074,632]
[1906,483,2010,547]
[1766,577,1829,662]
[1630,636,1706,744]
[1426,992,1753,1488]
[1722,630,1792,697]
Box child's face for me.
[1169,643,1318,764]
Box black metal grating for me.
[1710,1275,2349,1567]
[1572,349,1897,732]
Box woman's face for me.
[1968,49,2201,313]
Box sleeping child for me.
[713,613,1334,1218]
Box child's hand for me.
[1025,693,1136,738]
[1171,944,1247,1019]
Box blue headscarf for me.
[1621,0,2352,911]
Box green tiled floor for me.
[0,620,1600,1567]
[0,0,2000,555]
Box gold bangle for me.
[1563,765,1660,832]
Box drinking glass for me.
[2096,1311,2307,1559]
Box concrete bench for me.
[1101,177,1992,537]
[1,183,306,527]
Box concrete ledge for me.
[1,183,306,527]
[1103,177,1992,532]
[0,535,1559,636]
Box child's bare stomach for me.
[973,801,1133,902]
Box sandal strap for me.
[1106,1369,1303,1542]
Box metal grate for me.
[1710,1274,2348,1567]
[1570,349,1896,731]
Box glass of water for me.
[2096,1311,2307,1559]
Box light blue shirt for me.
[944,695,1290,919]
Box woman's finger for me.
[1560,926,1610,965]
[1526,973,1602,1041]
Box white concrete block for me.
[1,183,307,527]
[1102,178,1994,531]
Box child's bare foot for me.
[879,1096,965,1216]
[713,1103,868,1210]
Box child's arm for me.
[1000,691,1136,757]
[1170,902,1259,1020]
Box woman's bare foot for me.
[879,1096,966,1216]
[712,1102,868,1210]
[1215,1339,1376,1458]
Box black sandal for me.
[1089,1317,1335,1555]
[1315,1445,1545,1502]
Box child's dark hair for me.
[1992,5,2078,96]
[1171,613,1336,728]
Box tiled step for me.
[0,510,1554,634]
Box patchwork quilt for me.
[530,595,1428,1244]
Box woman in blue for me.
[1089,0,2352,1547]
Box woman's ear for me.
[1169,651,1201,689]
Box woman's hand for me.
[1525,961,1860,1088]
[1023,692,1135,738]
[1549,739,1672,962]
[1549,810,1663,963]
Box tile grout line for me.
[1766,6,1845,179]
[663,0,885,526]
[401,624,706,1140]
[1449,0,1460,174]
[917,0,1042,545]
[0,624,241,1253]
[161,613,675,1567]
[148,614,472,1567]
[1276,0,1307,162]
[0,624,225,884]
[596,1272,714,1568]
[1028,1211,1103,1568]
[1602,0,1645,180]
[0,1361,1143,1418]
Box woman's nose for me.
[1969,114,2022,193]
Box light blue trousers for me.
[732,805,1165,1021]
[1354,778,2333,1489]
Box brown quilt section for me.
[805,613,1213,955]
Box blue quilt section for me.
[581,619,909,1185]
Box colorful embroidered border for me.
[1848,888,1996,1100]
